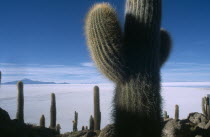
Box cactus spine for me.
[73,111,78,131]
[175,105,179,120]
[89,115,94,130]
[16,81,24,122]
[50,93,56,129]
[40,114,45,127]
[94,86,101,130]
[85,0,172,136]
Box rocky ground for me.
[1,107,210,137]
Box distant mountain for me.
[3,78,69,85]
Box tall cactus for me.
[85,0,172,136]
[50,93,56,129]
[40,114,45,127]
[175,104,179,120]
[89,115,94,130]
[0,71,1,86]
[16,81,24,123]
[73,111,78,131]
[93,86,101,130]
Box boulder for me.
[98,124,115,137]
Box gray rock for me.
[0,107,11,122]
[98,124,115,137]
[188,113,208,124]
[162,119,193,137]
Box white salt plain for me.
[0,84,210,133]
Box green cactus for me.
[56,124,61,134]
[0,71,1,86]
[202,97,210,119]
[40,114,45,127]
[93,86,101,130]
[89,115,94,130]
[202,97,206,115]
[50,93,56,129]
[16,81,24,123]
[164,111,169,119]
[73,111,78,131]
[82,126,85,131]
[175,104,179,120]
[85,0,172,136]
[202,96,210,119]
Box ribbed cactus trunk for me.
[50,93,56,129]
[85,0,171,136]
[175,104,179,120]
[89,115,94,130]
[40,115,45,127]
[16,81,24,123]
[94,86,101,130]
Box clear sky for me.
[0,0,210,83]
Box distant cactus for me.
[82,126,85,130]
[175,105,179,120]
[0,71,1,86]
[164,111,169,119]
[56,124,61,134]
[89,115,94,130]
[73,111,78,131]
[93,86,101,130]
[85,0,172,136]
[202,96,210,119]
[40,114,45,127]
[16,81,24,122]
[50,93,56,129]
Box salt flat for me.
[0,84,210,133]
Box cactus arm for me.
[160,29,172,67]
[85,3,127,83]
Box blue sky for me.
[0,0,210,83]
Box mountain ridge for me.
[2,78,69,85]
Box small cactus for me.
[175,104,179,120]
[202,96,210,119]
[93,86,101,130]
[164,111,168,119]
[56,124,61,134]
[16,81,24,123]
[73,111,78,131]
[89,115,94,130]
[50,93,56,129]
[0,71,1,86]
[40,114,45,127]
